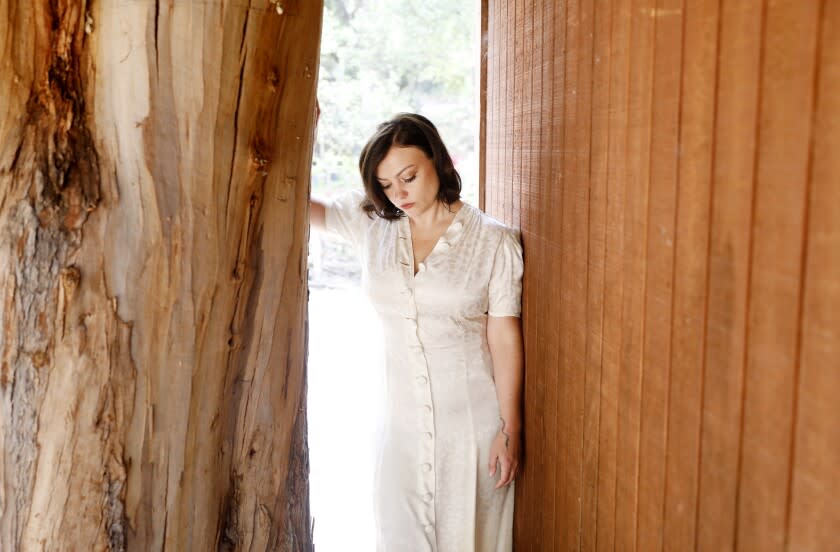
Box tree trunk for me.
[0,0,321,550]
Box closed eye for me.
[378,173,416,190]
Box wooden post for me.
[0,0,321,549]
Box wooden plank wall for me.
[482,1,840,550]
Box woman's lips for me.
[400,202,415,209]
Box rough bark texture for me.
[0,0,321,550]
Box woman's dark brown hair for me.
[358,113,462,220]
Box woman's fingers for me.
[506,461,519,486]
[495,459,519,488]
[495,458,512,489]
[489,433,521,487]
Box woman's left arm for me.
[487,315,524,489]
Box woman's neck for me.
[409,200,463,233]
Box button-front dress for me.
[324,190,524,552]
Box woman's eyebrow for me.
[376,164,416,181]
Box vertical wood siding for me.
[482,1,839,549]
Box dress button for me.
[423,493,433,503]
[421,463,432,472]
[424,524,434,533]
[416,375,428,385]
[438,241,450,251]
[424,432,433,440]
[423,405,432,413]
[417,262,426,273]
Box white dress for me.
[325,190,524,552]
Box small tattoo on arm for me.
[499,416,510,449]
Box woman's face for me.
[375,146,440,216]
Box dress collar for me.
[397,202,471,276]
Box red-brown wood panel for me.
[558,0,589,548]
[537,4,552,550]
[484,1,840,549]
[512,0,525,229]
[595,1,631,549]
[580,0,610,549]
[636,1,684,548]
[614,1,656,549]
[512,0,533,545]
[787,3,840,548]
[534,4,555,550]
[736,1,822,549]
[573,1,595,549]
[543,0,566,545]
[696,1,762,549]
[662,0,719,549]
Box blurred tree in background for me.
[313,0,479,204]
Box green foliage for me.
[313,0,478,204]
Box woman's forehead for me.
[376,146,429,178]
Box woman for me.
[310,113,524,551]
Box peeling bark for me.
[0,0,321,549]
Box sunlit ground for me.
[306,234,383,550]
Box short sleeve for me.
[324,189,369,248]
[488,227,524,317]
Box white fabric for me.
[324,189,523,552]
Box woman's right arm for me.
[310,197,327,232]
[311,189,366,243]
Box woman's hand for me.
[488,421,521,489]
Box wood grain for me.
[596,1,631,549]
[487,0,840,549]
[662,0,719,548]
[787,3,840,548]
[735,1,822,549]
[0,1,321,549]
[636,0,683,548]
[580,0,609,548]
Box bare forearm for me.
[310,196,327,231]
[487,316,524,433]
